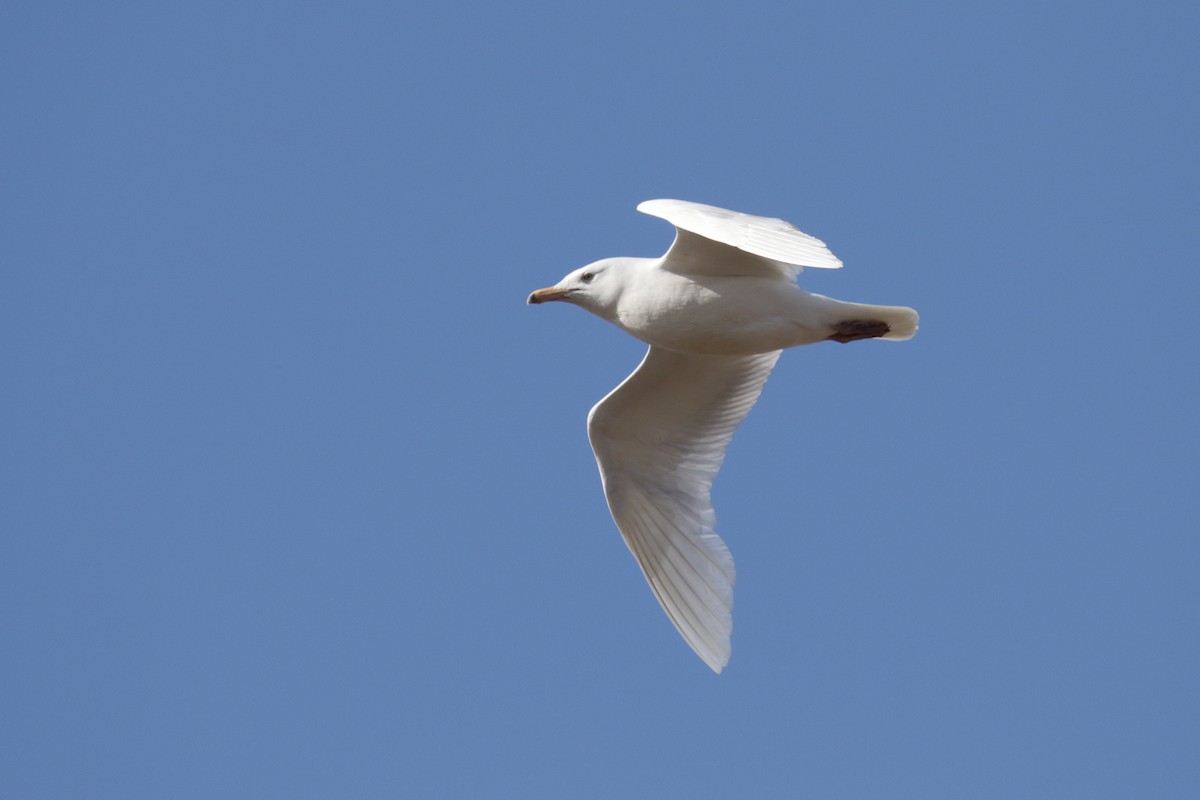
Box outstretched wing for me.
[638,198,843,280]
[587,345,781,672]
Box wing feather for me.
[638,198,843,280]
[587,346,781,672]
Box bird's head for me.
[526,258,632,317]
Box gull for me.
[528,199,918,672]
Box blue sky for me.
[3,1,1197,797]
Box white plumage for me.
[529,199,918,672]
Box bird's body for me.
[589,258,914,355]
[528,199,918,672]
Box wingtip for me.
[703,651,729,674]
[696,640,731,674]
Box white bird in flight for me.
[528,199,918,672]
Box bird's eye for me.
[581,272,595,283]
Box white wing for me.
[638,198,843,280]
[587,345,781,672]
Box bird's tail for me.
[873,303,919,341]
[809,293,920,342]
